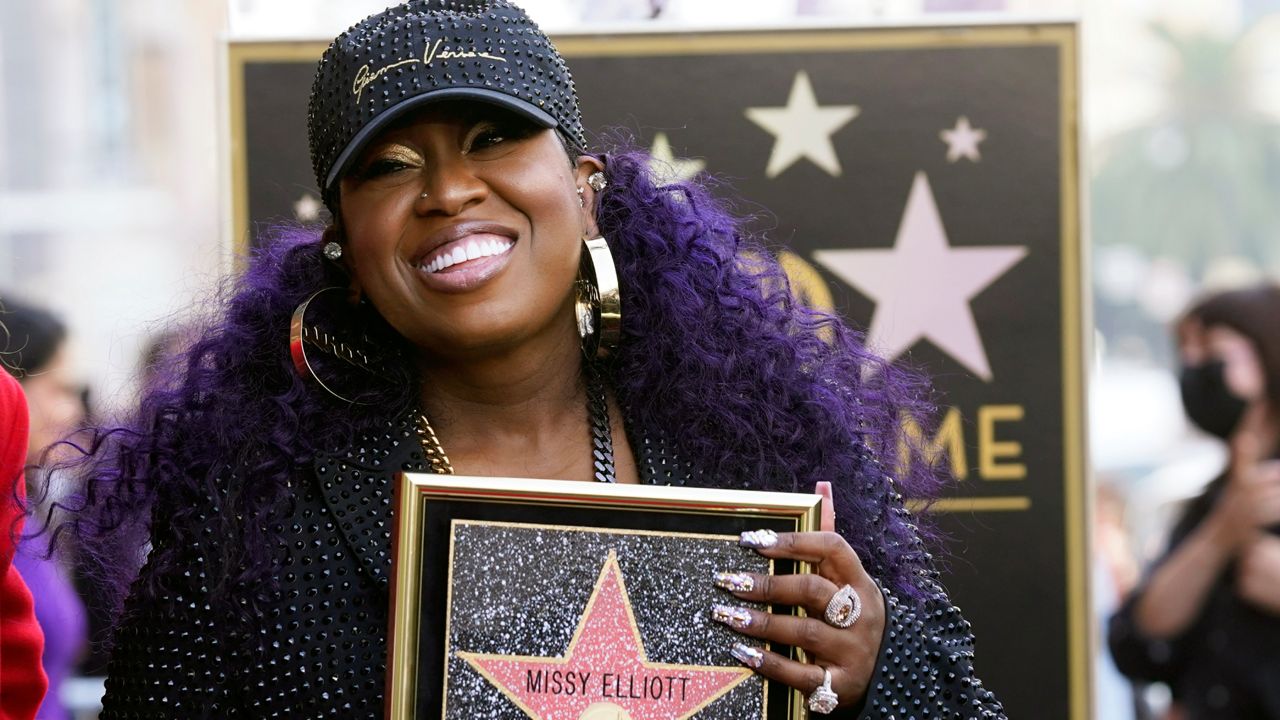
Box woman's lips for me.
[420,233,516,274]
[414,233,517,293]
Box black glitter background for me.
[442,521,772,719]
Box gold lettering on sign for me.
[898,404,1027,482]
[900,406,967,480]
[978,404,1026,480]
[352,39,507,102]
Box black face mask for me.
[1179,360,1248,440]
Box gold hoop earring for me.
[575,236,621,359]
[289,287,388,404]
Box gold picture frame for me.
[389,474,822,719]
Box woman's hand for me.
[1209,427,1280,554]
[1208,464,1280,553]
[1237,534,1280,615]
[710,530,886,713]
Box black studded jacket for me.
[99,412,1005,719]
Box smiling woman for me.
[52,1,1006,718]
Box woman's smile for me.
[412,220,520,293]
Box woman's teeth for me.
[423,237,514,273]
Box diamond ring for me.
[824,584,862,629]
[807,668,839,714]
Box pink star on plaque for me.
[459,551,752,720]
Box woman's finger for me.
[1258,493,1280,526]
[714,570,839,617]
[711,604,853,656]
[739,530,865,582]
[815,481,837,532]
[727,643,854,710]
[1256,459,1280,483]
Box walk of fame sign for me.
[389,475,821,718]
[230,21,1085,719]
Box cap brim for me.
[324,88,559,193]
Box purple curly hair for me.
[53,139,946,627]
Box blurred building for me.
[0,0,226,411]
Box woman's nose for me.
[416,157,488,215]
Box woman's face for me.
[22,344,86,461]
[1208,325,1267,404]
[337,102,602,361]
[1180,319,1267,404]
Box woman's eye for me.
[360,158,411,178]
[469,127,508,151]
[467,120,537,153]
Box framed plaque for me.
[389,474,822,719]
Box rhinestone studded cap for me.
[306,0,587,205]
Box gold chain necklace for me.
[414,412,455,475]
[412,369,616,482]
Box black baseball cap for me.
[307,0,587,206]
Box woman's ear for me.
[574,155,607,235]
[321,224,363,302]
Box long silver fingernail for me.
[711,604,753,630]
[730,642,764,668]
[714,571,755,593]
[739,529,778,549]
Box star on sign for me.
[745,70,859,178]
[293,192,323,222]
[812,171,1026,381]
[647,132,706,184]
[940,116,987,163]
[459,552,751,720]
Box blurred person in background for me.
[1109,283,1280,719]
[1,318,48,720]
[0,300,86,468]
[1,297,89,720]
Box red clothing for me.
[0,371,47,720]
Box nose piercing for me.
[420,192,429,199]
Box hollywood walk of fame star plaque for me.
[388,474,822,719]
